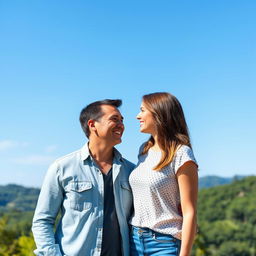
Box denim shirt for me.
[32,144,135,256]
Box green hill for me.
[0,184,39,212]
[194,175,256,256]
[0,176,255,255]
[0,174,245,212]
[0,185,39,255]
[0,174,246,213]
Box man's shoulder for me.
[53,148,82,166]
[120,157,136,170]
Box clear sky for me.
[0,1,255,187]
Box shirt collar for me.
[80,142,123,162]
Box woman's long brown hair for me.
[141,92,191,170]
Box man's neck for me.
[88,141,114,174]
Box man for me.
[32,99,135,256]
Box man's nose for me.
[117,120,124,126]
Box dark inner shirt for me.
[100,168,122,256]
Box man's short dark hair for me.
[79,99,122,138]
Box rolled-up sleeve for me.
[32,161,63,256]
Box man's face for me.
[93,105,124,146]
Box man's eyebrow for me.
[110,114,124,120]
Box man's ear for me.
[88,119,99,137]
[87,119,96,131]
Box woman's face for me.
[136,102,157,135]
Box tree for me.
[16,234,35,256]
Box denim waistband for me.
[131,226,174,238]
[131,226,151,234]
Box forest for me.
[0,176,255,256]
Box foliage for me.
[192,176,256,255]
[16,234,36,256]
[0,177,256,255]
[0,184,38,256]
[0,214,36,256]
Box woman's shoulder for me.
[173,144,197,172]
[174,144,196,164]
[176,144,193,155]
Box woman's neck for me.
[150,136,161,151]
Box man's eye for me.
[112,117,123,123]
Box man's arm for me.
[32,161,64,256]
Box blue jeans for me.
[130,226,181,256]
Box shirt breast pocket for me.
[68,181,93,212]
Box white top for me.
[129,144,197,240]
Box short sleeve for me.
[173,145,198,174]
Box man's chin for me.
[114,138,122,145]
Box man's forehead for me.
[101,104,122,116]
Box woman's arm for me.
[177,161,198,256]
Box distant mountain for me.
[0,184,40,212]
[199,175,246,189]
[0,175,251,213]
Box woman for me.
[129,92,198,256]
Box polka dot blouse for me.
[129,144,197,240]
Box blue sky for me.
[0,1,255,187]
